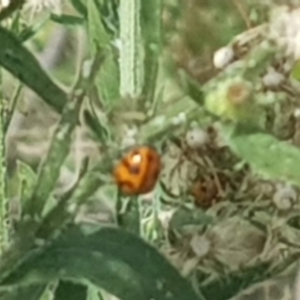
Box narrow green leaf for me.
[0,26,66,113]
[16,160,37,210]
[87,0,111,51]
[83,109,110,144]
[54,280,87,300]
[25,95,83,217]
[87,0,120,109]
[0,225,201,300]
[70,0,87,17]
[50,14,85,26]
[140,0,162,104]
[0,56,8,254]
[224,124,300,188]
[96,53,120,108]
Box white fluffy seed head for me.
[185,128,209,149]
[213,46,235,69]
[262,68,285,88]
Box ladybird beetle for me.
[113,146,162,196]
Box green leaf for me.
[0,285,46,300]
[70,0,87,17]
[87,0,111,51]
[0,26,66,113]
[0,225,201,300]
[25,94,84,217]
[50,14,85,26]
[83,109,110,144]
[54,280,87,300]
[87,0,120,109]
[140,0,162,104]
[224,124,300,188]
[16,161,37,209]
[96,53,120,108]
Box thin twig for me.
[230,0,252,29]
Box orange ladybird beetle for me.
[113,146,162,196]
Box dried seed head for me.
[273,185,297,211]
[262,68,285,88]
[190,234,211,258]
[227,81,252,105]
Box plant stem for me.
[0,69,9,256]
[119,0,143,99]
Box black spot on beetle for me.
[129,165,141,175]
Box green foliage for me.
[0,26,67,113]
[2,1,300,300]
[87,0,120,109]
[224,124,300,188]
[16,160,37,209]
[0,225,200,300]
[140,0,162,104]
[0,48,8,254]
[50,14,85,27]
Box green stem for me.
[119,0,143,99]
[4,82,22,133]
[0,69,9,256]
